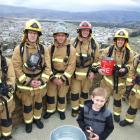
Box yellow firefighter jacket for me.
[70,36,100,80]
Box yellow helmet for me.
[114,29,129,40]
[24,19,42,36]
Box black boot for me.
[1,135,12,140]
[59,112,66,120]
[25,123,32,133]
[71,109,78,117]
[34,119,44,129]
[113,115,120,123]
[43,112,55,119]
[119,119,134,127]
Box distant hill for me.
[0,5,140,22]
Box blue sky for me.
[0,0,140,11]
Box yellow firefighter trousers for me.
[0,95,15,137]
[125,85,140,122]
[46,81,69,113]
[17,90,45,124]
[100,77,126,116]
[70,77,92,110]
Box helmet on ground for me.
[114,29,129,40]
[77,21,92,33]
[53,26,69,37]
[24,19,42,36]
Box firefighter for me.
[43,25,76,120]
[119,54,140,126]
[99,29,134,123]
[0,45,15,140]
[70,21,100,117]
[12,19,52,133]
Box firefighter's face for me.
[55,33,67,44]
[27,30,38,43]
[116,38,126,48]
[81,29,90,38]
[92,96,106,110]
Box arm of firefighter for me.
[6,59,16,92]
[12,46,31,84]
[41,46,52,83]
[126,51,136,85]
[61,46,76,83]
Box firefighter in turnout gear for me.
[12,19,52,133]
[119,54,140,126]
[70,21,100,117]
[0,45,15,140]
[99,29,134,123]
[43,25,76,120]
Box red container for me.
[101,57,116,76]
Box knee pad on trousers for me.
[80,92,88,99]
[71,93,79,101]
[1,118,12,127]
[35,102,42,110]
[24,105,32,113]
[47,95,55,104]
[127,107,137,115]
[58,97,65,104]
[113,99,121,107]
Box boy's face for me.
[92,96,106,110]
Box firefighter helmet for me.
[24,19,42,36]
[114,29,129,40]
[53,26,69,37]
[77,21,92,33]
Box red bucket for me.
[101,57,116,76]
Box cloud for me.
[0,0,140,11]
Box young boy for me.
[77,87,114,140]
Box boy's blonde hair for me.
[92,87,108,100]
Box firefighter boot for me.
[25,123,32,133]
[119,120,134,127]
[43,112,55,119]
[1,135,12,140]
[34,119,44,129]
[59,111,66,120]
[71,109,78,117]
[113,115,120,123]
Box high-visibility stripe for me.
[132,88,140,94]
[17,83,47,91]
[2,131,11,136]
[47,109,56,113]
[104,76,124,86]
[0,79,1,83]
[75,72,87,76]
[136,68,140,73]
[55,73,62,78]
[79,104,84,107]
[64,72,71,78]
[52,58,63,63]
[76,53,88,57]
[113,112,120,116]
[126,78,133,82]
[33,115,41,120]
[42,73,50,80]
[57,108,65,112]
[72,106,79,110]
[18,74,26,82]
[0,94,13,105]
[125,117,134,123]
[25,117,33,124]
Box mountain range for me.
[0,5,140,22]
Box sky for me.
[0,0,140,12]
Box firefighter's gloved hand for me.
[119,67,128,77]
[30,80,41,88]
